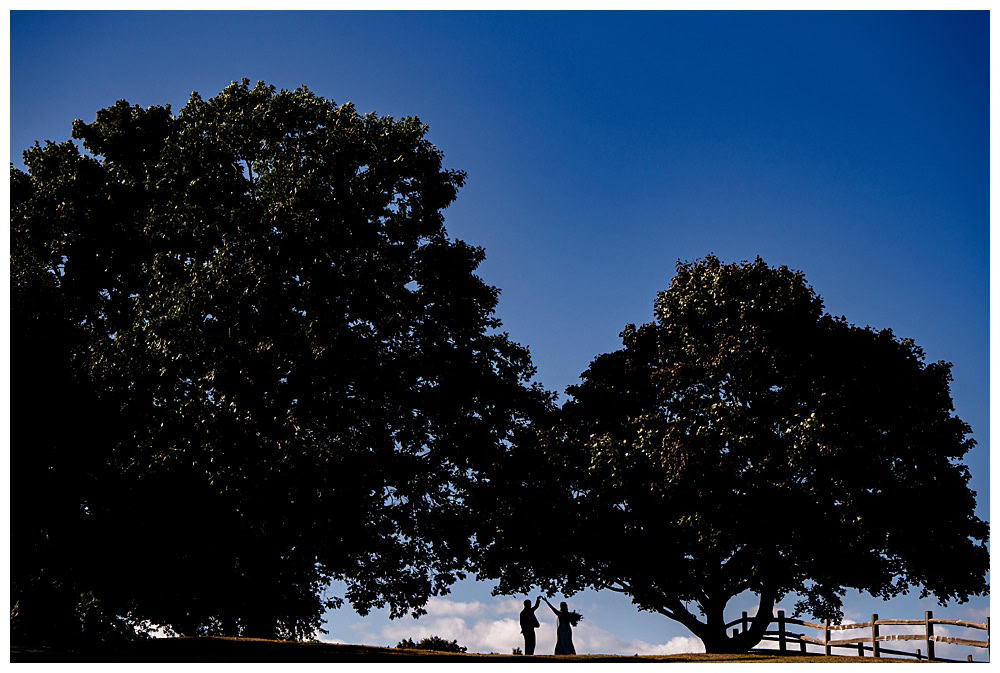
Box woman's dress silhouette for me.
[542,598,581,655]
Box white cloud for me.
[571,623,703,656]
[491,598,527,615]
[378,614,532,654]
[423,597,488,618]
[372,597,704,655]
[960,605,989,620]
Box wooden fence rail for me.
[725,610,989,662]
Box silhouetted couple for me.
[519,596,583,655]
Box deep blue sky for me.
[11,11,989,656]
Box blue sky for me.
[11,10,989,657]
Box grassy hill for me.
[11,637,907,662]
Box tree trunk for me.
[664,587,776,654]
[701,632,750,654]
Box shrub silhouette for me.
[395,636,468,653]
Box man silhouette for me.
[519,597,541,655]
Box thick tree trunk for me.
[700,632,749,654]
[661,587,776,654]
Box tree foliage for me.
[476,255,988,653]
[11,80,551,643]
[395,635,468,653]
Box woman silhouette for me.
[541,597,582,655]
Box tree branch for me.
[655,605,679,621]
[732,584,777,649]
[660,597,708,637]
[605,579,633,594]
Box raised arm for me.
[532,596,542,611]
[542,597,558,616]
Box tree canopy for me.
[475,255,988,653]
[11,80,551,643]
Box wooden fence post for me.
[857,641,863,657]
[925,610,934,661]
[916,648,921,661]
[871,614,880,659]
[732,628,738,640]
[742,611,748,634]
[777,610,786,653]
[799,638,806,654]
[987,617,990,663]
[824,619,831,656]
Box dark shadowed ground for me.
[11,637,911,662]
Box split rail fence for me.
[726,610,990,662]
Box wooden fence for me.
[725,610,990,662]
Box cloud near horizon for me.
[331,597,703,655]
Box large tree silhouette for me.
[475,255,988,653]
[11,80,551,643]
